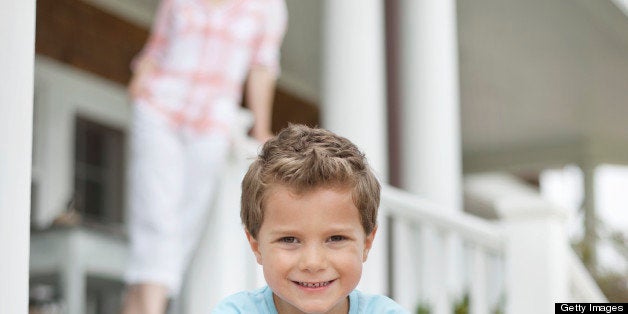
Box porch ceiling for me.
[276,0,628,168]
[457,0,628,159]
[93,0,628,167]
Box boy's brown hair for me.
[241,124,381,238]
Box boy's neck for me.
[272,293,350,314]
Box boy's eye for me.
[279,237,298,243]
[328,235,346,242]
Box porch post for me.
[0,0,36,312]
[501,203,569,314]
[398,0,461,212]
[397,0,462,311]
[322,0,388,294]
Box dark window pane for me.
[83,178,104,219]
[74,116,125,225]
[84,127,105,166]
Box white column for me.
[0,0,36,312]
[398,1,462,312]
[322,0,388,295]
[502,207,569,314]
[399,0,461,211]
[322,0,388,178]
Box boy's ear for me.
[363,225,377,262]
[246,230,263,265]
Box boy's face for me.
[247,185,376,314]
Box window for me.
[74,117,125,225]
[86,276,124,314]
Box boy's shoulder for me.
[350,290,410,314]
[211,286,276,314]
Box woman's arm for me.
[246,66,277,143]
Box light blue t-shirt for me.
[211,286,410,314]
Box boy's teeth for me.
[297,281,331,288]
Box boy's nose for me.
[298,245,328,272]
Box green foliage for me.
[416,303,430,314]
[453,293,469,314]
[415,292,505,314]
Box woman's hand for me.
[128,73,148,98]
[128,58,157,99]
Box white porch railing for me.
[376,173,607,314]
[382,185,505,313]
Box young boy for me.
[212,124,408,313]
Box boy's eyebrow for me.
[268,225,359,235]
[267,228,301,236]
[324,226,358,233]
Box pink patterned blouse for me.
[133,0,287,133]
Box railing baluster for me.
[470,245,488,314]
[390,215,423,310]
[419,226,451,314]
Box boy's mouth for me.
[293,280,334,288]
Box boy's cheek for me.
[267,250,303,268]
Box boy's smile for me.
[247,185,376,314]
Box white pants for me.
[125,104,230,295]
